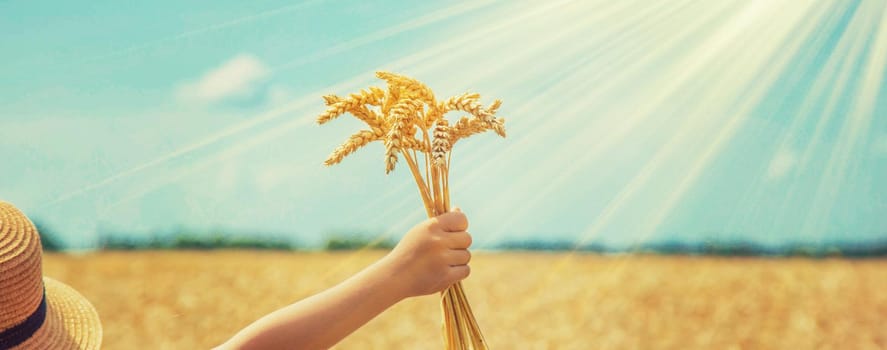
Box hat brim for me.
[13,277,102,350]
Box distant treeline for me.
[34,219,395,252]
[97,233,297,251]
[94,233,395,252]
[32,219,886,257]
[494,239,887,258]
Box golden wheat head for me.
[383,99,423,173]
[376,71,436,104]
[317,71,505,175]
[316,87,385,125]
[324,127,385,166]
[432,120,450,167]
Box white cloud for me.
[176,54,269,104]
[767,148,796,181]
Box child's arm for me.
[215,209,473,350]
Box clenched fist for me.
[381,208,473,298]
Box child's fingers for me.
[447,231,472,249]
[448,265,471,281]
[445,249,471,266]
[434,211,469,232]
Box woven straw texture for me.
[0,202,102,349]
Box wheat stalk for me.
[317,71,506,350]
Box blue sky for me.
[1,0,885,249]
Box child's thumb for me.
[451,206,462,213]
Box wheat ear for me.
[432,120,451,167]
[449,116,506,146]
[321,93,385,129]
[442,93,481,113]
[323,128,385,166]
[384,99,423,173]
[444,95,505,137]
[316,87,386,125]
[376,71,436,104]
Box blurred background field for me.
[44,251,886,349]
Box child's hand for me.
[382,208,473,298]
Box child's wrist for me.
[374,254,413,301]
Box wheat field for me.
[42,251,886,349]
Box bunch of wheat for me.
[317,71,505,349]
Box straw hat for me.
[0,201,102,349]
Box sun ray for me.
[517,0,831,309]
[272,0,507,72]
[726,0,868,240]
[377,0,681,236]
[437,0,792,254]
[346,0,649,234]
[582,3,878,326]
[572,2,848,322]
[40,95,323,208]
[302,0,590,234]
[633,0,832,247]
[41,0,524,209]
[569,0,825,249]
[100,115,318,212]
[447,0,712,186]
[312,0,677,261]
[476,0,742,245]
[802,0,887,240]
[301,0,594,235]
[75,0,330,64]
[781,0,879,240]
[409,0,675,87]
[42,0,556,211]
